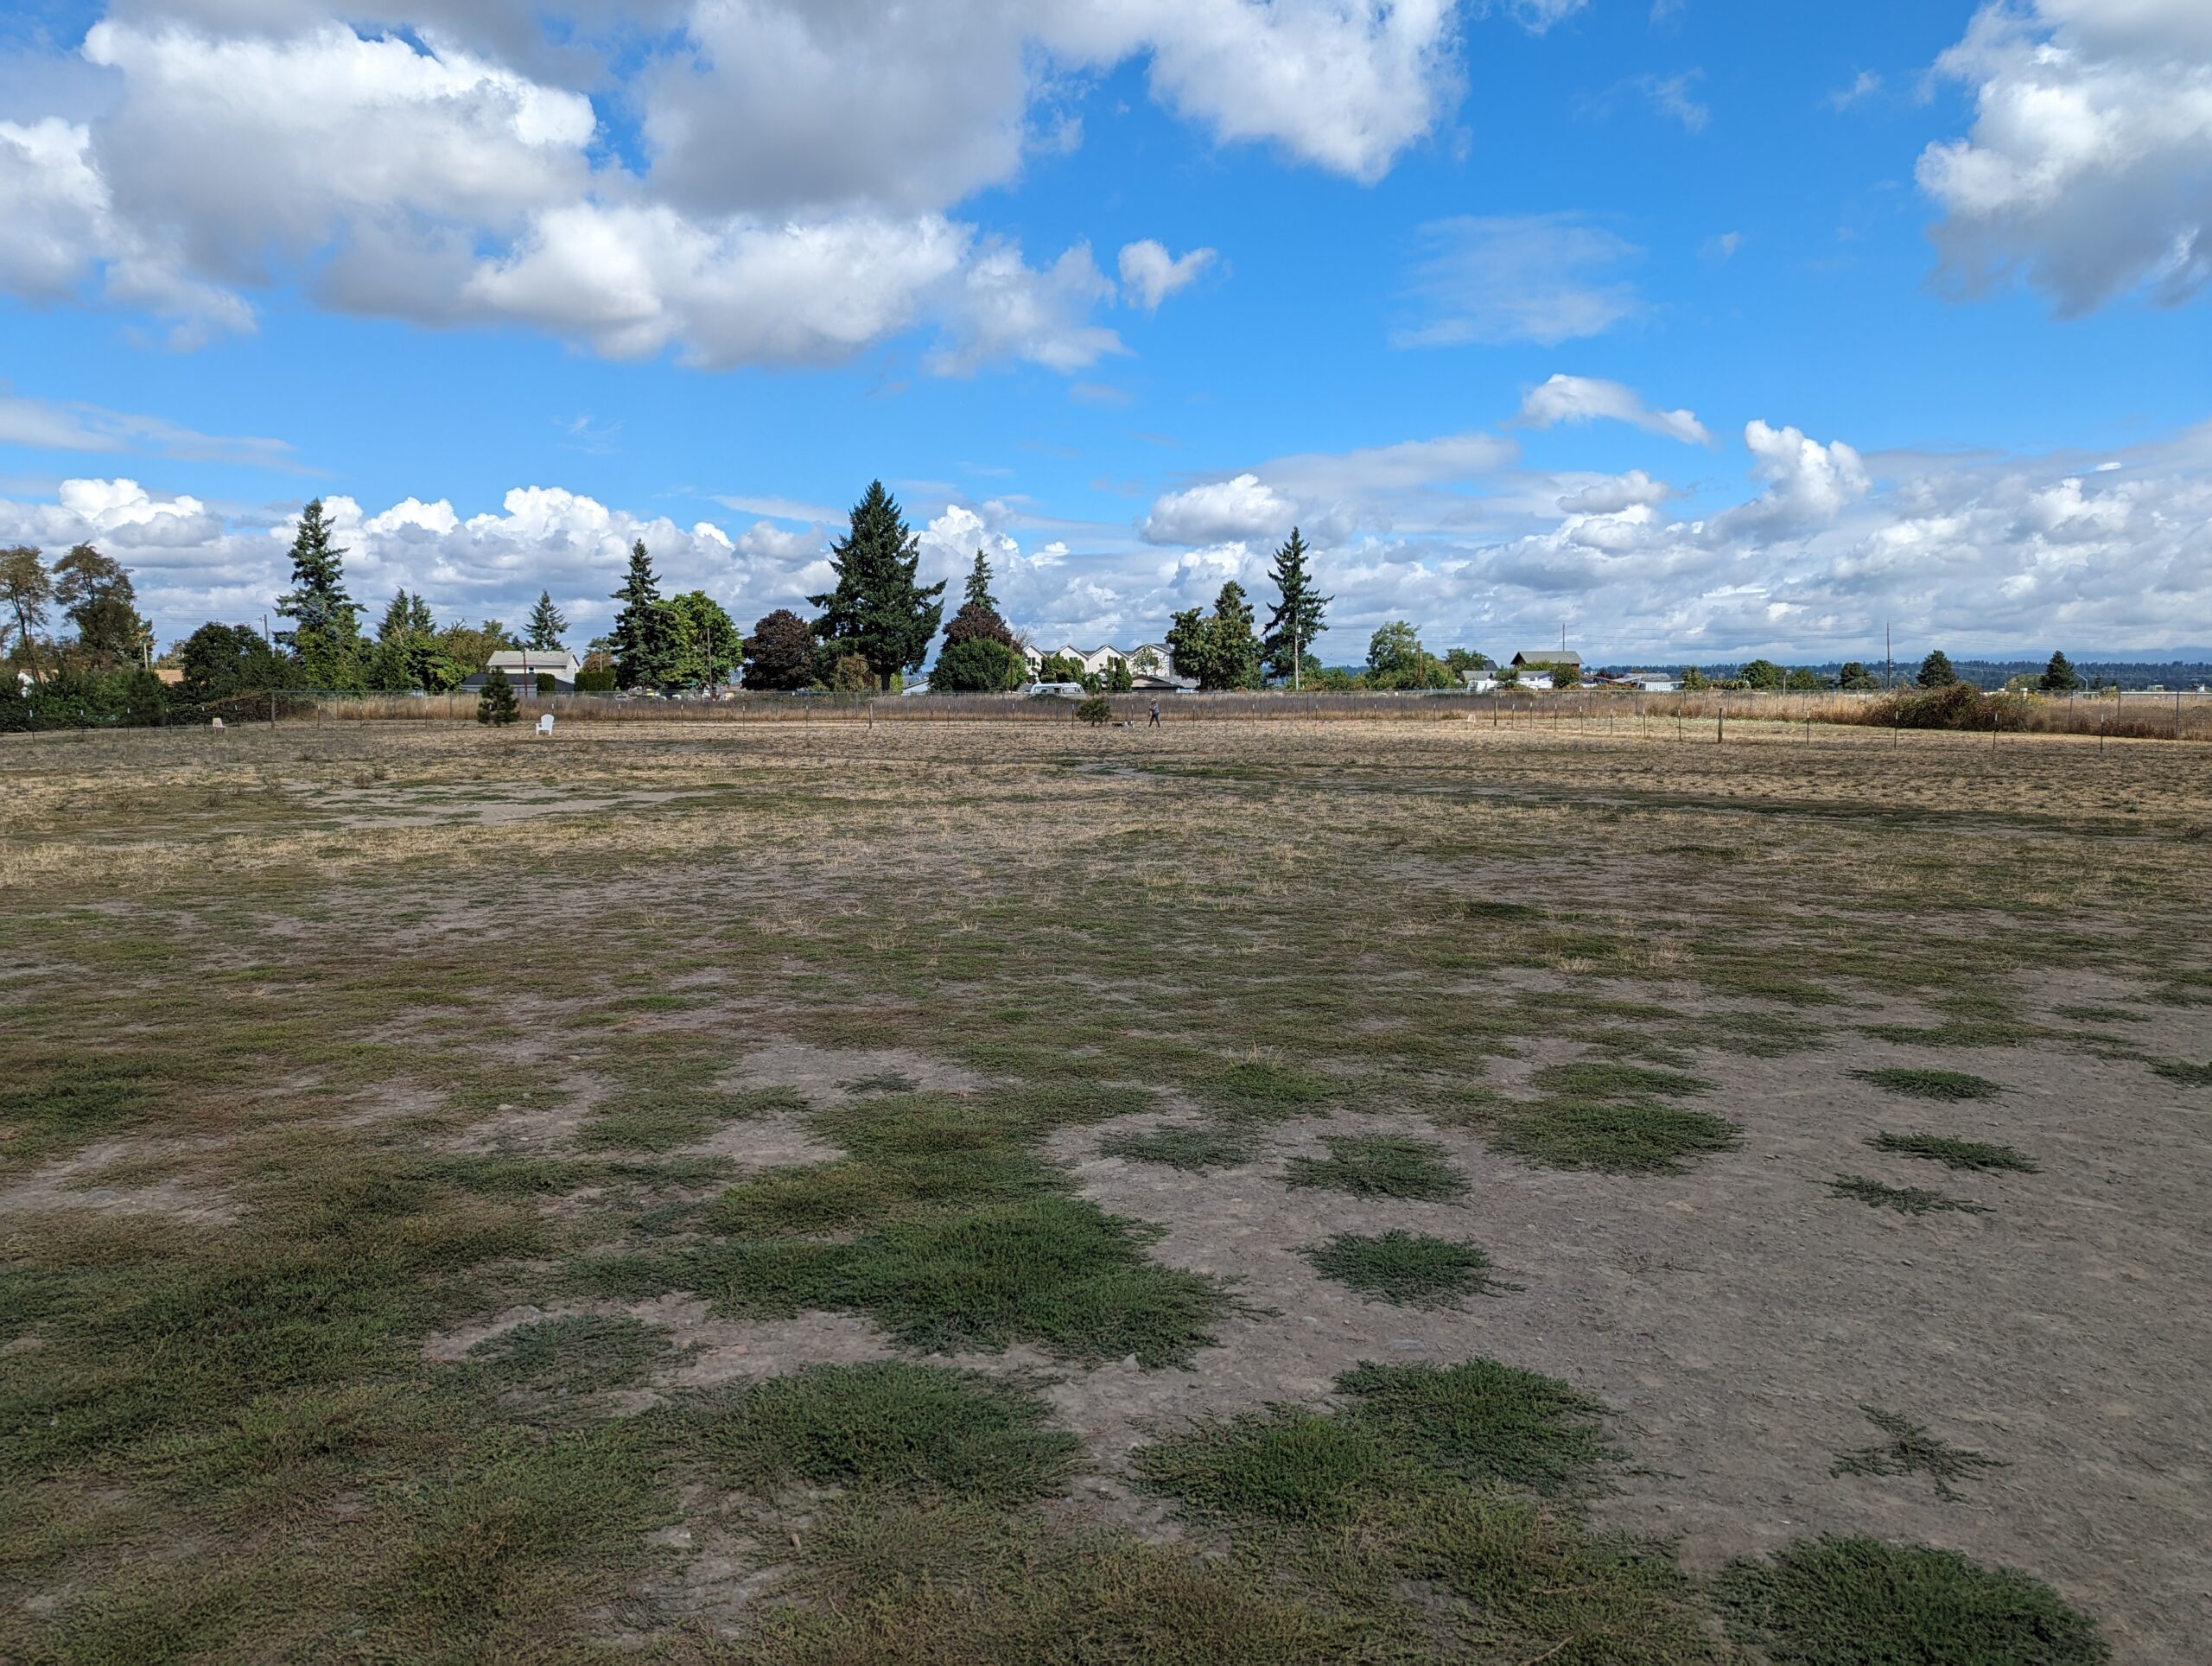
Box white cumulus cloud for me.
[1518,374,1711,445]
[1117,239,1217,309]
[1919,0,2212,314]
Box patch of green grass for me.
[1861,1021,2038,1049]
[696,1362,1078,1504]
[1193,1059,1334,1122]
[1395,1489,1718,1663]
[0,1055,160,1161]
[1132,1406,1414,1526]
[1832,1406,2007,1502]
[1488,1100,1741,1175]
[1097,1123,1259,1170]
[636,1195,1230,1368]
[2150,1058,2212,1086]
[1827,1175,1992,1217]
[465,1314,673,1396]
[380,1421,668,1644]
[2054,1005,2146,1026]
[1531,1063,1713,1100]
[1300,1230,1506,1308]
[1285,1133,1468,1200]
[713,1145,1053,1237]
[1335,1358,1617,1497]
[733,1504,1389,1664]
[1853,1067,2005,1102]
[1869,1132,2037,1173]
[1715,1535,2107,1664]
[841,1070,920,1095]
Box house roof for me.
[1511,651,1582,666]
[488,649,581,669]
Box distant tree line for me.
[1673,649,2088,695]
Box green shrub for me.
[1077,694,1113,725]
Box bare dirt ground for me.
[3,715,2207,1662]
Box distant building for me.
[1022,640,1192,689]
[462,648,583,692]
[1510,650,1582,671]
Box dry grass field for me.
[3,715,2208,1663]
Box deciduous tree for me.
[741,609,817,690]
[2,545,54,675]
[54,545,152,666]
[666,590,741,687]
[1167,581,1262,691]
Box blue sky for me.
[1,0,2208,664]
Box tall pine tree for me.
[275,499,365,689]
[525,590,569,651]
[1261,527,1329,686]
[810,480,945,688]
[962,549,999,614]
[609,540,677,690]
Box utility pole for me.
[1885,621,1892,692]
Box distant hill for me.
[1601,656,2212,690]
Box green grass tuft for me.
[1853,1067,2005,1100]
[1132,1406,1414,1525]
[1300,1230,1506,1307]
[696,1362,1078,1504]
[1335,1358,1616,1497]
[1832,1405,2007,1502]
[1530,1063,1713,1100]
[1284,1133,1468,1200]
[1828,1175,1992,1216]
[1097,1123,1260,1170]
[1716,1534,2107,1664]
[1869,1131,2037,1173]
[1194,1059,1334,1122]
[464,1314,672,1396]
[1490,1099,1741,1175]
[2150,1058,2212,1086]
[840,1071,921,1095]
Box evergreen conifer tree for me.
[2039,651,2079,693]
[274,499,365,689]
[962,549,999,614]
[1261,528,1330,684]
[609,539,677,690]
[809,481,945,688]
[525,591,569,651]
[476,668,520,725]
[1916,649,1958,688]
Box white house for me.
[1021,641,1185,686]
[466,648,584,692]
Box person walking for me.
[1147,699,1160,728]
